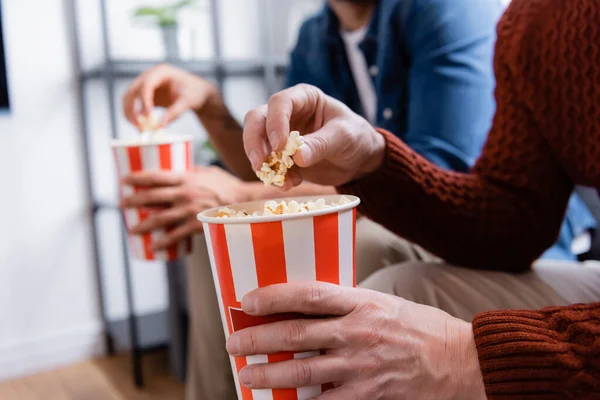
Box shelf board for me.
[94,200,119,211]
[81,58,288,80]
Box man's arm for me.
[232,18,335,198]
[340,124,573,272]
[195,95,256,181]
[198,18,311,182]
[401,0,502,172]
[205,16,337,199]
[473,302,600,399]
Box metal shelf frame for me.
[81,58,288,80]
[68,0,286,388]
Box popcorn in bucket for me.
[111,134,194,261]
[197,194,360,400]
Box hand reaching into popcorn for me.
[123,63,220,130]
[243,84,386,188]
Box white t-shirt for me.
[340,26,377,123]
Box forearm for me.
[195,95,256,181]
[245,181,336,202]
[473,303,600,399]
[339,129,572,271]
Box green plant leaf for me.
[134,1,192,26]
[158,17,178,26]
[173,0,195,9]
[134,7,162,17]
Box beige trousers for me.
[360,259,600,322]
[184,218,600,399]
[185,233,235,400]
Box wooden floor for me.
[0,351,184,400]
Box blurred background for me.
[0,0,515,399]
[0,0,323,397]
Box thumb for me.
[159,98,189,128]
[293,125,337,168]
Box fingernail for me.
[248,150,261,171]
[239,367,253,387]
[241,295,257,314]
[300,145,312,165]
[268,131,280,150]
[226,335,240,356]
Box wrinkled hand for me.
[121,166,250,250]
[242,84,386,188]
[123,63,220,129]
[226,282,486,400]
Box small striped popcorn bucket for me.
[112,135,194,261]
[197,195,360,400]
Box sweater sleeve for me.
[473,303,600,399]
[339,0,581,272]
[338,125,572,271]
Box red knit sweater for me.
[340,0,600,397]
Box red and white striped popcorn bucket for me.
[112,136,194,261]
[197,194,360,400]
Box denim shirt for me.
[285,0,596,261]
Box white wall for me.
[0,0,102,380]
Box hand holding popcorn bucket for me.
[111,134,194,261]
[197,195,360,400]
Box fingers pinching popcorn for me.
[136,113,171,142]
[138,113,161,132]
[256,131,304,187]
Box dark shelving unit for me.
[68,0,290,388]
